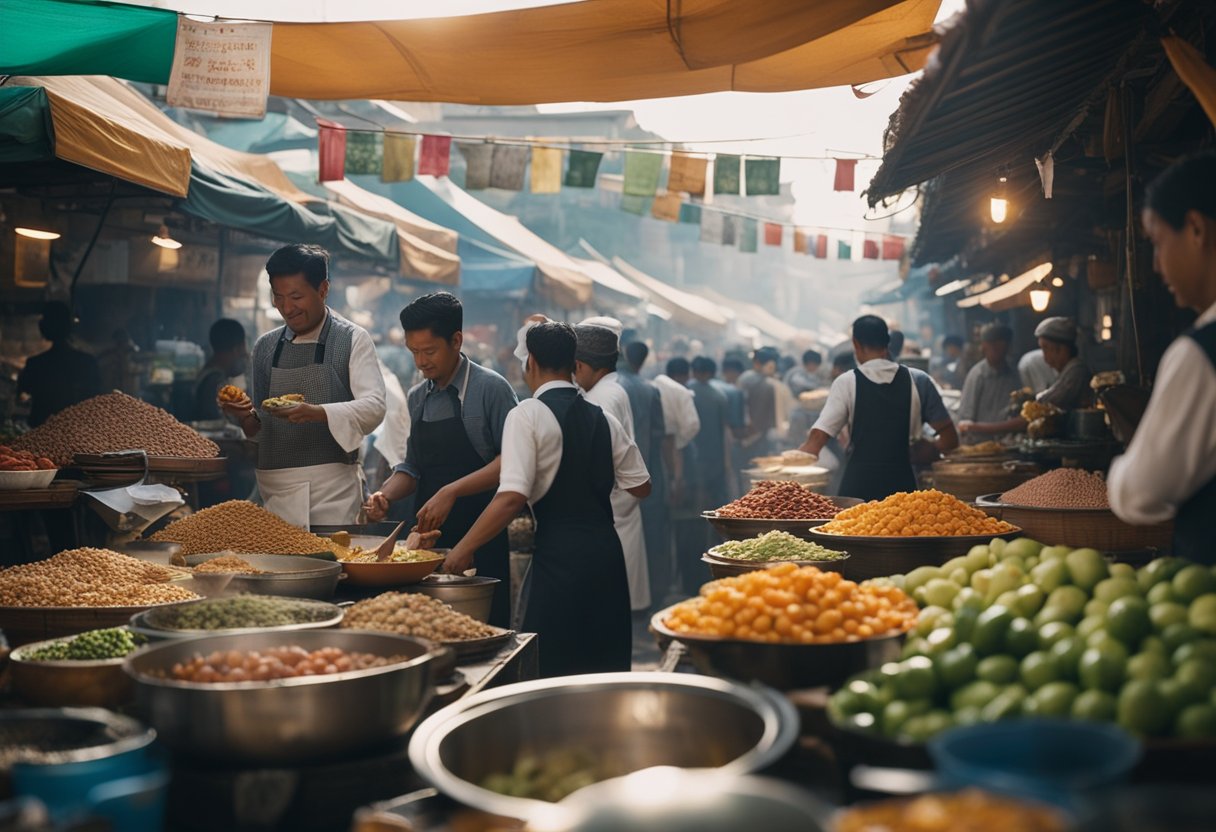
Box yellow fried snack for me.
[262,394,305,409]
[817,489,1015,536]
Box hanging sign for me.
[167,17,273,118]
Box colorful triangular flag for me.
[317,118,346,182]
[565,150,603,188]
[833,158,858,191]
[530,147,562,193]
[763,223,783,246]
[713,154,741,195]
[458,142,493,190]
[744,157,780,196]
[381,134,416,182]
[623,150,663,196]
[667,152,708,195]
[418,135,452,177]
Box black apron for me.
[413,364,511,627]
[839,365,917,501]
[524,387,631,677]
[1174,323,1216,564]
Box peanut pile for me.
[340,592,498,641]
[818,490,1015,537]
[716,480,839,520]
[0,548,198,607]
[1000,468,1109,509]
[150,500,334,555]
[192,555,266,575]
[11,392,218,466]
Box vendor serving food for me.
[219,244,386,528]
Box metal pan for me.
[128,596,344,640]
[184,552,343,600]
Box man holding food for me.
[362,292,518,627]
[218,244,386,529]
[442,321,651,676]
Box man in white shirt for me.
[221,244,385,528]
[1017,348,1058,395]
[442,322,651,675]
[799,316,957,500]
[957,323,1024,442]
[573,320,650,611]
[1109,152,1216,563]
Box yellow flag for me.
[651,192,683,222]
[530,146,563,193]
[382,133,416,182]
[668,152,708,195]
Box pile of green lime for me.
[24,627,144,661]
[829,538,1216,742]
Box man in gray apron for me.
[440,321,650,676]
[364,292,518,627]
[220,244,386,528]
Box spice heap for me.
[664,562,917,644]
[836,790,1066,832]
[145,595,335,631]
[23,628,144,661]
[712,531,847,563]
[192,555,266,575]
[715,481,839,519]
[11,392,218,466]
[341,592,499,641]
[0,548,197,607]
[818,490,1015,537]
[150,500,334,555]
[1001,468,1110,509]
[164,646,406,684]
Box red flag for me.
[863,236,880,259]
[763,223,783,246]
[833,158,858,191]
[317,118,346,182]
[418,135,452,177]
[814,234,828,258]
[882,234,906,260]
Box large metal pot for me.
[413,574,499,622]
[125,630,447,763]
[408,672,799,822]
[184,553,343,600]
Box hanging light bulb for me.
[151,224,182,250]
[1029,287,1051,312]
[15,227,61,240]
[990,173,1009,223]
[1051,276,1064,287]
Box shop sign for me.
[167,18,272,118]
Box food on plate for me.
[835,789,1067,832]
[161,645,407,683]
[340,592,499,641]
[482,749,614,802]
[664,562,917,644]
[712,531,847,563]
[192,554,267,575]
[832,541,1216,740]
[146,595,335,631]
[817,490,1015,537]
[0,447,56,471]
[715,480,839,520]
[9,392,219,466]
[262,394,305,410]
[23,628,145,661]
[1000,468,1110,509]
[149,500,334,556]
[0,548,197,607]
[339,547,444,564]
[956,440,1007,456]
[217,385,249,404]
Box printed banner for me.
[167,18,272,118]
[459,142,493,190]
[744,157,780,195]
[381,134,416,182]
[530,147,563,193]
[418,135,452,177]
[667,152,708,195]
[623,150,663,196]
[565,150,603,188]
[317,119,346,182]
[713,154,741,195]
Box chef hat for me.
[577,315,624,338]
[1034,316,1077,344]
[574,323,620,364]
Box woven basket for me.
[807,529,1022,581]
[975,494,1173,553]
[931,461,1041,503]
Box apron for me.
[413,362,511,627]
[256,316,362,529]
[839,365,917,502]
[1174,323,1216,564]
[522,387,631,677]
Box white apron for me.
[610,487,651,611]
[256,462,365,530]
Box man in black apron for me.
[365,293,518,626]
[798,315,957,501]
[1109,152,1216,562]
[440,321,651,676]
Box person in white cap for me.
[574,319,651,612]
[1032,316,1093,411]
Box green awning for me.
[0,87,53,163]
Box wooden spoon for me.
[374,521,408,562]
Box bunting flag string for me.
[763,223,783,246]
[317,118,346,182]
[381,133,416,182]
[713,154,741,195]
[418,134,452,177]
[530,146,562,194]
[459,142,493,190]
[564,150,603,188]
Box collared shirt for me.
[1018,349,1058,394]
[1037,356,1093,410]
[958,359,1022,425]
[812,358,951,444]
[654,374,701,450]
[498,380,650,505]
[269,309,386,453]
[395,354,518,478]
[582,371,635,439]
[1109,301,1216,524]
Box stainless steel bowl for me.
[128,596,344,640]
[413,575,500,623]
[184,553,343,600]
[9,635,136,708]
[408,672,799,822]
[125,629,446,763]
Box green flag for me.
[623,150,663,196]
[621,194,650,215]
[679,203,702,224]
[564,150,603,187]
[838,240,852,259]
[740,218,759,252]
[344,131,383,175]
[713,154,740,195]
[745,157,780,195]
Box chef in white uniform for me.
[573,319,651,612]
[221,244,386,528]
